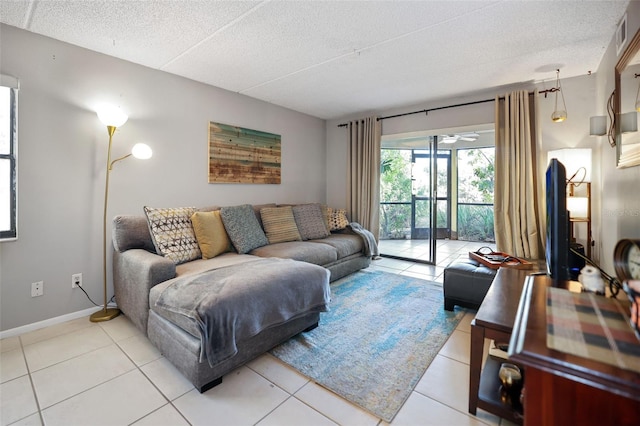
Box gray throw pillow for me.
[293,204,330,240]
[220,204,269,254]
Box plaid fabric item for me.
[546,287,640,373]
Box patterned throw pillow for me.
[326,207,350,231]
[292,204,330,240]
[143,206,201,264]
[260,206,302,244]
[190,211,232,259]
[220,204,269,254]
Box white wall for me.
[595,1,640,275]
[0,25,327,331]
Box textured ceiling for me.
[0,0,630,120]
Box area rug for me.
[270,269,464,422]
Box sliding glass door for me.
[412,150,451,240]
[379,126,496,263]
[379,137,438,263]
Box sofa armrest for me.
[113,249,176,333]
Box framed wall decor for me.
[208,122,281,184]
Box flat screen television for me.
[546,158,571,281]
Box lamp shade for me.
[567,197,589,219]
[97,105,128,127]
[589,116,607,136]
[547,148,592,183]
[551,110,567,123]
[131,143,152,160]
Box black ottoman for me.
[443,258,497,311]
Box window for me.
[456,147,495,242]
[1,84,17,240]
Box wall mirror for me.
[615,27,640,168]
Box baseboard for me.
[0,305,114,339]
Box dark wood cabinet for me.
[509,275,640,426]
[469,268,536,423]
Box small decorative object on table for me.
[614,239,640,339]
[498,363,522,389]
[469,247,533,270]
[578,265,605,294]
[624,280,640,339]
[498,362,524,408]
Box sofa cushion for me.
[293,204,330,240]
[260,206,302,244]
[325,207,349,231]
[220,204,269,254]
[190,211,232,259]
[250,241,337,266]
[310,233,364,258]
[112,215,156,253]
[144,206,201,264]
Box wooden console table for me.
[509,275,640,425]
[469,268,536,423]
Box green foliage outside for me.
[457,148,495,242]
[379,150,412,239]
[457,148,495,203]
[457,204,495,242]
[380,147,496,242]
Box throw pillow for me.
[220,204,269,254]
[190,211,232,259]
[143,206,201,264]
[292,204,330,240]
[260,206,302,244]
[326,207,350,231]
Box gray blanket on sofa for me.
[349,222,379,257]
[155,258,330,366]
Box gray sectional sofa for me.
[111,203,373,392]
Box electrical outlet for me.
[72,273,82,288]
[31,281,44,297]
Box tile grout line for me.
[18,334,45,426]
[408,391,497,426]
[101,323,195,426]
[247,360,373,426]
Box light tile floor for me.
[378,238,497,271]
[1,256,516,426]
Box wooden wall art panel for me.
[208,122,281,184]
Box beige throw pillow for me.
[260,206,302,244]
[190,211,232,259]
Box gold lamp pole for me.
[90,106,152,322]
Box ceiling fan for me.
[439,132,479,143]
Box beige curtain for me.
[494,90,544,259]
[347,116,381,240]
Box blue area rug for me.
[270,269,464,422]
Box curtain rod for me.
[337,89,542,128]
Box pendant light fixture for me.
[635,73,640,112]
[551,69,567,122]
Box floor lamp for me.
[90,106,152,322]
